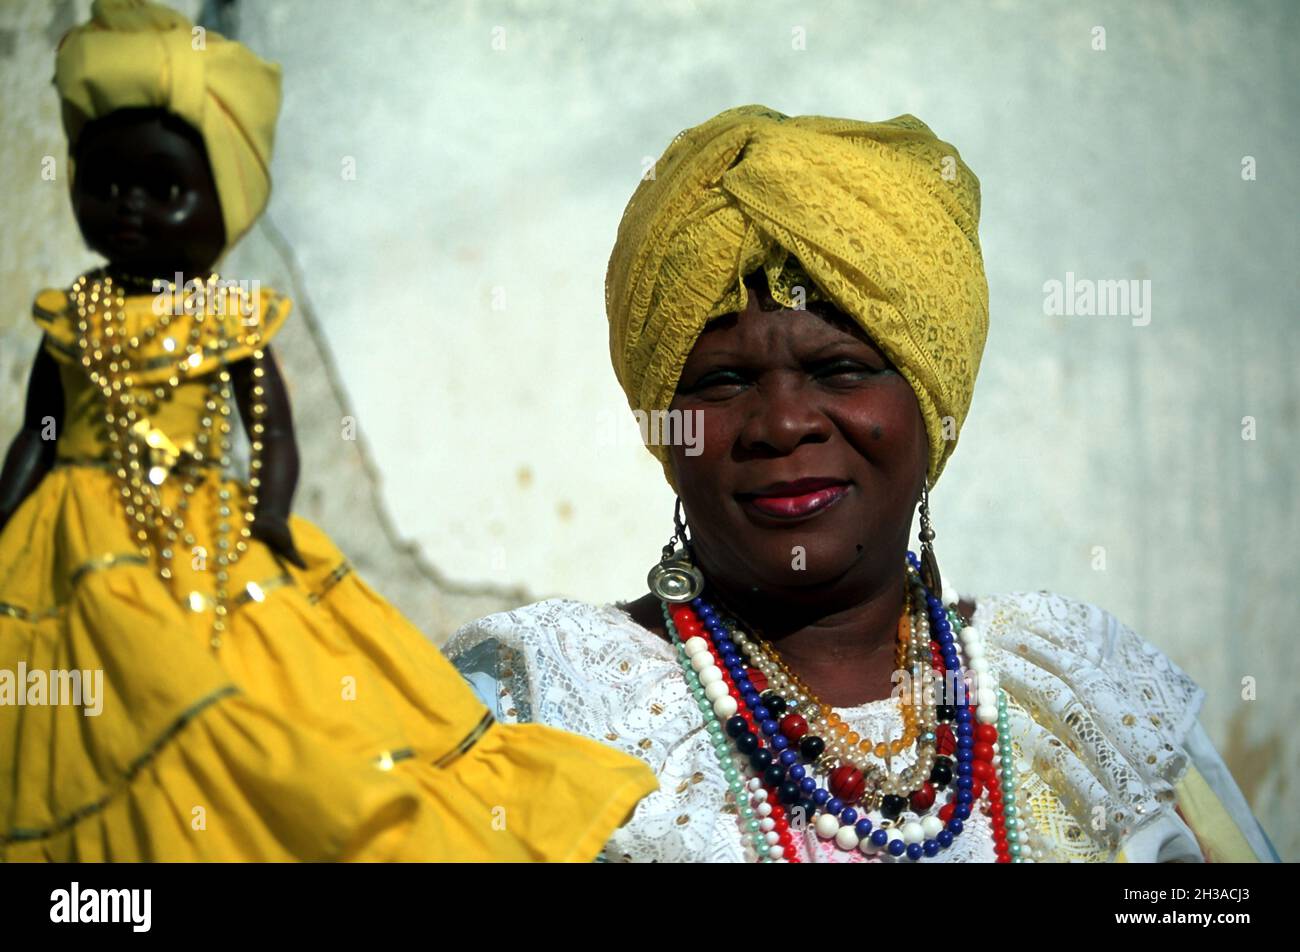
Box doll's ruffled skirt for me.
[0,465,656,861]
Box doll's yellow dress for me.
[0,284,657,862]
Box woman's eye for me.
[816,360,878,380]
[685,370,748,394]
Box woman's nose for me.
[737,377,831,455]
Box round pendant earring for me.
[647,497,705,603]
[647,555,705,603]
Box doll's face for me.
[71,109,226,277]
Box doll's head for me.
[72,107,225,278]
[56,0,283,271]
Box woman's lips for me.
[737,480,851,520]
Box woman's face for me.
[669,284,930,605]
[71,110,225,277]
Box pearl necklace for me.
[660,553,1037,862]
[71,271,268,650]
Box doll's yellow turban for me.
[606,105,989,490]
[54,0,282,259]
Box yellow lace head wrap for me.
[606,105,989,490]
[54,0,282,260]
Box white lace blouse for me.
[446,591,1277,863]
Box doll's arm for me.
[230,346,305,568]
[0,343,63,533]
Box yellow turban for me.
[606,105,989,490]
[54,0,282,260]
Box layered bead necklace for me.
[659,552,1035,863]
[71,271,268,649]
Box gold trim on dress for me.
[0,684,239,846]
[31,301,66,328]
[306,560,352,605]
[1,559,352,626]
[232,573,295,607]
[432,711,495,769]
[373,748,415,771]
[68,553,150,588]
[0,601,61,623]
[0,552,151,621]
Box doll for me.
[0,0,655,861]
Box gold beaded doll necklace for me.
[71,271,269,649]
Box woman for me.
[448,105,1278,863]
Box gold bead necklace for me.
[72,271,268,650]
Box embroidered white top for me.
[446,591,1277,863]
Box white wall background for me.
[2,0,1295,858]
